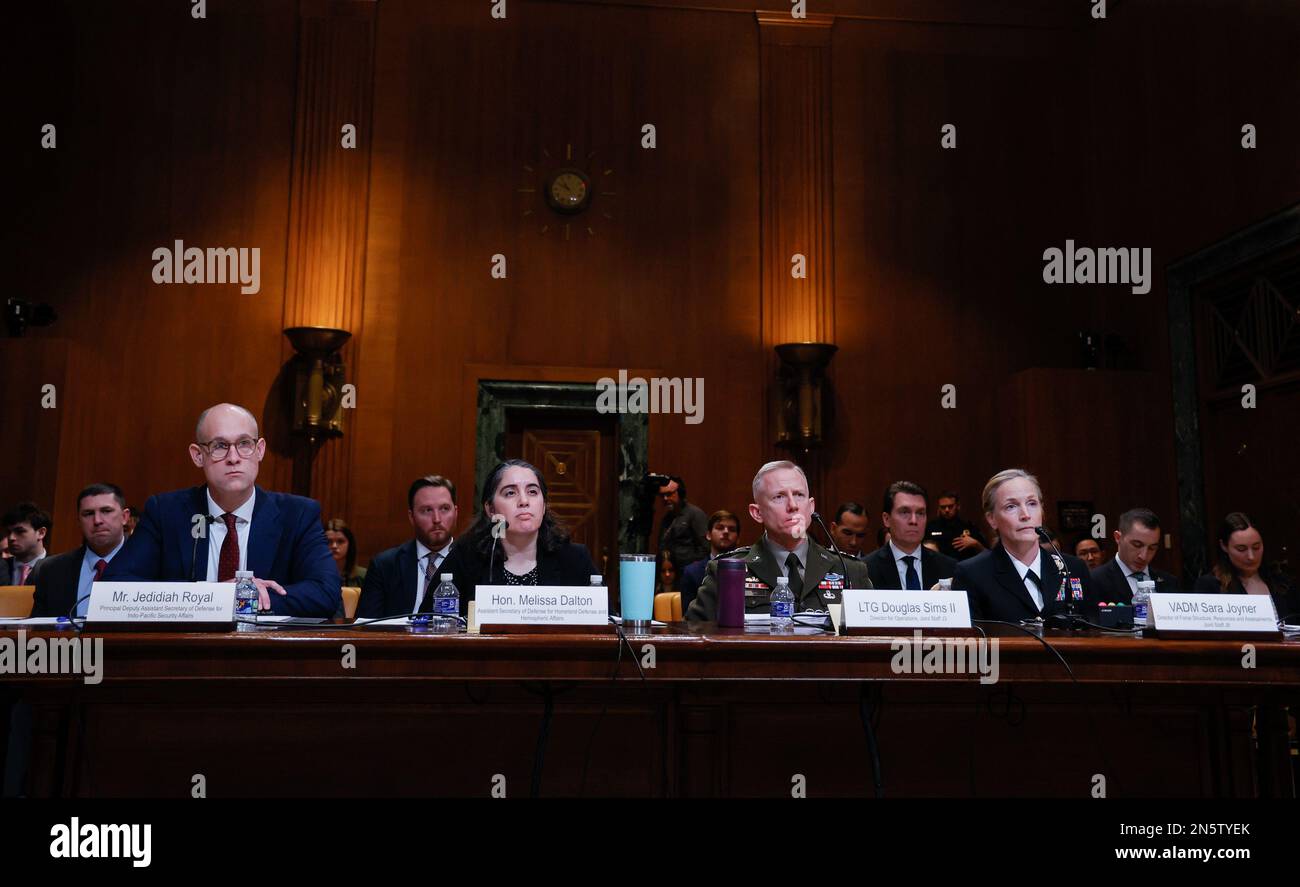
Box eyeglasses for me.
[199,438,258,461]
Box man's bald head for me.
[195,403,259,443]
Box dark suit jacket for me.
[1089,558,1178,606]
[1192,571,1300,622]
[433,540,598,617]
[679,556,710,618]
[357,540,425,619]
[951,544,1097,623]
[864,545,957,590]
[101,485,340,618]
[30,546,87,618]
[687,534,872,622]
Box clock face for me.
[545,168,591,214]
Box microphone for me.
[1034,526,1079,625]
[489,514,508,584]
[812,512,852,591]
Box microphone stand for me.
[1036,527,1084,630]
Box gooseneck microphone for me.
[812,511,852,591]
[1035,526,1079,626]
[488,515,509,584]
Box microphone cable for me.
[578,617,648,797]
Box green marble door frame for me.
[474,379,650,554]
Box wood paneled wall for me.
[8,0,1299,573]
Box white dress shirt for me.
[1008,548,1045,611]
[889,540,925,590]
[1117,558,1151,598]
[205,488,255,581]
[412,538,454,612]
[77,538,126,617]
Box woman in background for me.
[325,518,367,586]
[656,549,677,596]
[1193,512,1298,622]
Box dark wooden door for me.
[505,410,618,580]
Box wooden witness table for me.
[2,623,1297,798]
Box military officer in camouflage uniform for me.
[687,460,871,621]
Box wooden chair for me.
[653,591,682,622]
[0,585,35,618]
[341,586,361,620]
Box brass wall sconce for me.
[773,342,837,457]
[284,326,351,445]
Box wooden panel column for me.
[757,11,836,491]
[276,0,378,517]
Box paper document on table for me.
[0,617,66,628]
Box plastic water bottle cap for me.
[589,575,603,585]
[441,573,453,582]
[235,570,253,579]
[776,576,789,586]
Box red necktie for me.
[217,513,240,581]
[94,559,108,581]
[17,563,31,585]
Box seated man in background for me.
[1,503,51,586]
[103,403,339,617]
[679,509,740,617]
[865,481,956,590]
[1090,508,1178,604]
[830,502,870,560]
[32,483,129,617]
[1074,537,1105,570]
[357,475,457,619]
[687,461,871,621]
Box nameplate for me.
[842,590,972,634]
[1147,592,1280,638]
[86,582,236,632]
[476,585,611,633]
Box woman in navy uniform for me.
[951,468,1095,624]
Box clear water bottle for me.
[770,575,794,633]
[1132,579,1155,627]
[234,570,258,631]
[432,573,460,633]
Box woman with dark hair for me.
[434,459,598,617]
[1193,512,1298,621]
[655,549,677,596]
[324,518,367,586]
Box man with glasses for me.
[103,403,340,617]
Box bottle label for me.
[1133,602,1149,622]
[770,599,794,619]
[434,596,459,616]
[235,594,257,616]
